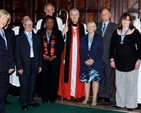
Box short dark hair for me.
[44,15,55,22]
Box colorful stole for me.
[43,33,56,56]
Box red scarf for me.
[43,33,55,56]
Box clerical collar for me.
[72,23,78,27]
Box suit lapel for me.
[104,22,112,35]
[21,32,30,49]
[98,23,103,36]
[32,33,35,51]
[3,29,9,45]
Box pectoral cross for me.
[73,28,76,37]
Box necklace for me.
[88,34,94,51]
[120,28,129,44]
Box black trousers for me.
[19,58,38,106]
[41,58,61,102]
[0,72,9,113]
[98,62,115,98]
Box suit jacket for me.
[80,33,103,76]
[96,22,118,64]
[0,29,14,72]
[14,31,42,75]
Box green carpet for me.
[6,96,126,113]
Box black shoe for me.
[127,108,133,111]
[5,100,12,105]
[50,100,55,103]
[97,97,105,104]
[30,103,40,107]
[43,100,48,104]
[97,97,104,102]
[104,98,110,104]
[115,106,121,109]
[136,104,141,109]
[22,106,28,111]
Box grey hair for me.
[69,8,80,16]
[44,3,55,12]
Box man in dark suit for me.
[96,8,118,104]
[14,19,42,111]
[0,9,14,113]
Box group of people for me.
[0,2,141,113]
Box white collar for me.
[25,31,32,35]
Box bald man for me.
[96,8,118,104]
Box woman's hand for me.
[43,54,50,61]
[110,61,115,68]
[85,59,94,66]
[135,59,140,69]
[50,55,57,61]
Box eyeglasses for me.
[24,24,33,26]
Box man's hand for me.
[62,26,68,35]
[8,68,14,74]
[38,67,42,73]
[18,69,23,75]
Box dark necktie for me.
[102,23,106,37]
[103,23,106,31]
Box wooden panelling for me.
[58,0,74,11]
[87,0,98,11]
[0,0,141,27]
[99,0,111,9]
[76,0,85,12]
[0,0,27,28]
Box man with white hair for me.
[14,19,42,111]
[96,8,118,104]
[58,8,87,100]
[36,3,63,31]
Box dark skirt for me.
[80,66,101,83]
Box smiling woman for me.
[0,9,14,113]
[109,12,141,111]
[37,15,64,104]
[80,21,103,106]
